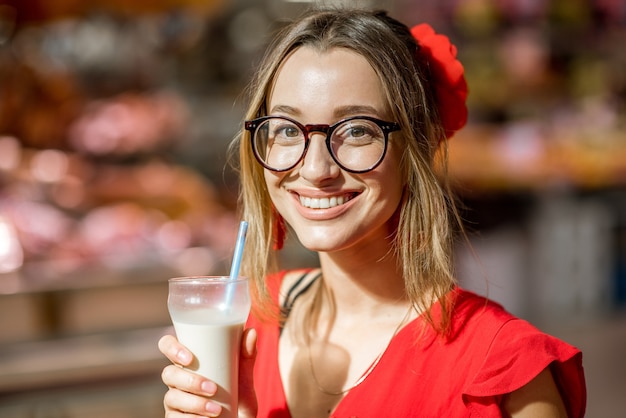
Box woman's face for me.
[264,46,404,254]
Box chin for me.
[297,238,337,253]
[292,229,347,253]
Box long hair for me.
[231,8,458,332]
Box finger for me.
[239,328,257,394]
[164,410,212,418]
[159,334,193,366]
[164,388,222,417]
[242,327,257,359]
[161,365,217,396]
[238,328,258,417]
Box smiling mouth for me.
[298,193,357,209]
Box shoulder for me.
[247,268,317,330]
[265,268,320,306]
[278,268,321,311]
[449,288,586,417]
[444,287,516,340]
[449,289,582,367]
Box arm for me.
[502,367,568,418]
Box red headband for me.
[410,24,468,139]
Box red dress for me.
[247,271,586,417]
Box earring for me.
[272,206,286,250]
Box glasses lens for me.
[330,119,386,171]
[253,118,305,170]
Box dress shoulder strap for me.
[280,269,321,318]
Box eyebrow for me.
[334,105,382,119]
[268,104,384,120]
[269,105,300,116]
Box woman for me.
[159,8,586,417]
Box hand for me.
[158,328,258,417]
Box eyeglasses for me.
[244,115,401,173]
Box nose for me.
[299,133,340,183]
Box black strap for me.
[280,271,321,318]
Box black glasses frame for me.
[244,115,401,173]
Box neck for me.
[317,246,408,316]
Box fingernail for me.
[176,349,192,363]
[202,380,217,395]
[205,401,221,416]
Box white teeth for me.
[299,195,348,209]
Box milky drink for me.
[171,309,244,418]
[168,277,250,418]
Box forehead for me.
[268,46,389,120]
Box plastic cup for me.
[168,276,251,418]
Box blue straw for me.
[229,221,248,280]
[224,221,248,310]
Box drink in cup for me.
[168,276,251,418]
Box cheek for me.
[264,170,288,204]
[263,169,279,189]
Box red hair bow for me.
[410,23,468,139]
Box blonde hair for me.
[231,8,459,332]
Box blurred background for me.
[0,0,624,416]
